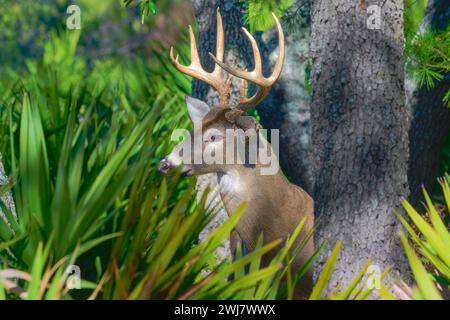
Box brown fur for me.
[163,111,314,298]
[162,8,313,299]
[219,144,314,299]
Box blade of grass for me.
[309,240,342,300]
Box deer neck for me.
[216,163,287,216]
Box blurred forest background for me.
[0,0,448,300]
[0,0,192,66]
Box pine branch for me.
[405,24,450,106]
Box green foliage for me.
[405,23,450,107]
[243,0,295,32]
[0,31,323,300]
[0,0,69,66]
[124,0,158,23]
[309,241,389,300]
[305,62,312,96]
[404,0,428,38]
[398,179,450,299]
[0,31,200,298]
[0,241,97,299]
[280,0,310,33]
[0,0,169,68]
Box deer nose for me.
[158,158,172,174]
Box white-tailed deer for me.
[159,9,314,298]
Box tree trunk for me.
[407,0,450,206]
[191,0,253,260]
[310,0,410,288]
[0,154,16,221]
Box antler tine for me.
[209,12,285,113]
[212,7,224,77]
[188,25,201,66]
[170,8,230,107]
[242,28,263,75]
[170,26,212,85]
[240,78,247,99]
[268,13,285,83]
[211,27,264,83]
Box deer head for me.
[158,8,285,176]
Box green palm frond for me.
[310,241,387,300]
[0,30,323,300]
[398,179,450,299]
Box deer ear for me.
[185,96,210,123]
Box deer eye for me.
[205,134,221,143]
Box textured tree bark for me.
[406,0,450,206]
[0,154,16,221]
[191,0,253,261]
[310,0,410,288]
[257,1,314,193]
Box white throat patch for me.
[218,170,240,194]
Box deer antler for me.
[209,13,285,113]
[170,8,232,108]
